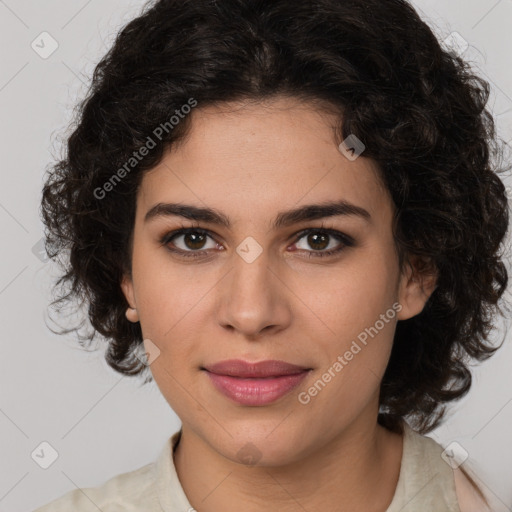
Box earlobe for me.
[125,307,139,323]
[396,256,438,321]
[121,275,139,323]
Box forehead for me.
[136,97,393,227]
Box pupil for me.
[309,233,328,250]
[185,232,206,250]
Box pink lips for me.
[202,359,311,406]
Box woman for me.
[36,0,510,510]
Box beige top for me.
[34,421,461,511]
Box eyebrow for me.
[144,200,371,229]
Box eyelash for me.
[159,225,355,260]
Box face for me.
[121,96,435,466]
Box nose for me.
[216,246,292,339]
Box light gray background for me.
[0,1,511,511]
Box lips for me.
[202,359,311,378]
[202,359,312,406]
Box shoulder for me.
[453,466,491,512]
[393,423,491,512]
[33,461,156,512]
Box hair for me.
[42,0,510,471]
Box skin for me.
[121,95,437,512]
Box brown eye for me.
[178,231,209,250]
[293,229,354,258]
[161,228,218,258]
[303,232,330,251]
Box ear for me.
[121,274,139,323]
[396,255,438,321]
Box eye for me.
[161,228,218,258]
[292,228,354,258]
[160,226,355,260]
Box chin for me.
[218,429,310,468]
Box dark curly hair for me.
[41,0,511,439]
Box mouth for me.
[202,359,312,378]
[201,359,312,406]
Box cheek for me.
[131,248,204,334]
[303,256,398,340]
[302,314,396,425]
[148,357,204,428]
[301,252,399,398]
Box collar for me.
[154,428,194,511]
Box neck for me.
[173,414,404,512]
